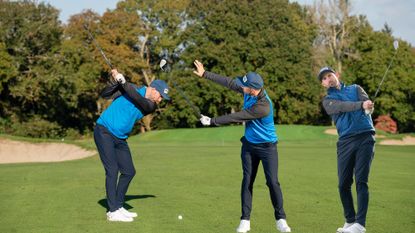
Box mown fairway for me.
[0,125,414,233]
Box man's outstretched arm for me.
[322,98,364,115]
[203,71,244,94]
[193,60,243,94]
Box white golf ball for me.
[178,215,183,220]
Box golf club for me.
[365,40,399,115]
[83,24,114,70]
[373,40,399,102]
[160,59,202,118]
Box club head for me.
[159,59,171,72]
[160,59,167,70]
[393,40,399,50]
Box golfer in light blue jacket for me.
[94,69,170,222]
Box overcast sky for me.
[43,0,414,45]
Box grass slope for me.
[0,125,414,233]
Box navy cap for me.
[235,72,264,89]
[317,67,335,81]
[150,80,170,100]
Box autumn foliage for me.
[374,115,398,134]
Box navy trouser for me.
[337,132,375,226]
[94,124,136,212]
[240,137,286,220]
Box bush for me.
[374,115,398,134]
[0,117,10,134]
[62,128,83,140]
[11,116,64,138]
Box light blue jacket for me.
[97,87,146,139]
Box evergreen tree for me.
[343,16,415,132]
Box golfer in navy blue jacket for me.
[94,69,170,222]
[193,60,291,233]
[318,67,375,233]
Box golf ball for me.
[178,215,183,220]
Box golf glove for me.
[365,107,374,115]
[200,114,211,126]
[115,73,126,84]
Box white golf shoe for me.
[336,222,355,233]
[106,209,134,222]
[342,223,366,233]
[276,219,291,232]
[236,219,251,233]
[118,207,138,218]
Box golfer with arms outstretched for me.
[193,60,291,233]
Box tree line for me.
[0,0,414,138]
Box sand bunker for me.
[379,136,415,146]
[0,138,95,164]
[324,129,415,145]
[324,128,338,135]
[324,129,386,138]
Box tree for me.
[311,0,357,73]
[90,0,190,131]
[381,23,393,35]
[343,16,415,132]
[170,0,321,127]
[0,0,66,137]
[0,2,104,137]
[0,42,18,111]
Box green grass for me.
[0,125,414,233]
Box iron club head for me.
[393,40,399,50]
[160,59,171,72]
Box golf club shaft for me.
[83,24,114,70]
[373,49,398,101]
[171,80,202,118]
[160,58,201,118]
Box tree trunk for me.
[312,0,355,74]
[141,114,153,132]
[138,30,156,131]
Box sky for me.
[43,0,414,45]
[292,0,415,45]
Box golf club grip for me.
[83,24,114,70]
[171,81,201,118]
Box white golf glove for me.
[200,114,211,126]
[115,73,126,84]
[365,107,374,115]
[363,100,374,115]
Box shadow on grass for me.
[98,194,156,211]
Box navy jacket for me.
[323,83,375,139]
